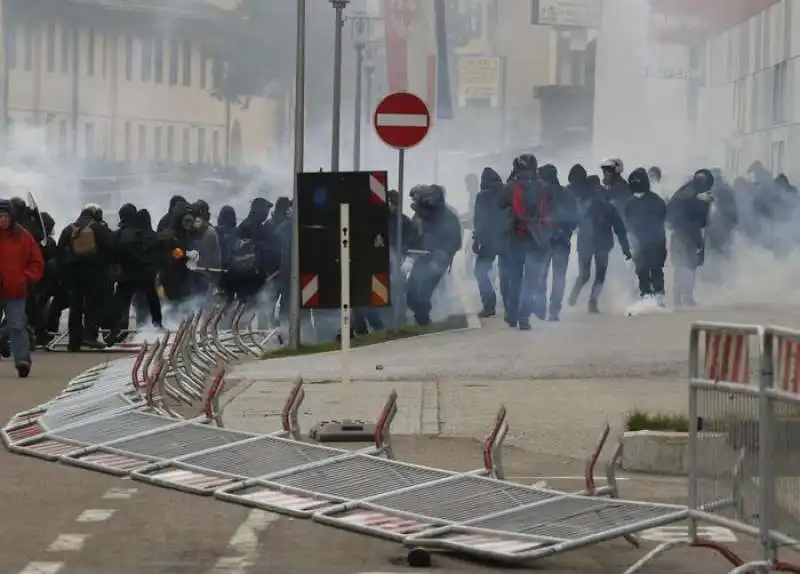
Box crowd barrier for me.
[11,306,800,571]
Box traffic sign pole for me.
[373,91,432,329]
[395,149,405,328]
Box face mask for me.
[181,215,194,231]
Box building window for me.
[125,36,133,80]
[168,39,179,85]
[772,61,787,125]
[154,37,164,84]
[197,128,206,162]
[182,41,192,86]
[166,125,175,160]
[154,126,162,160]
[182,127,190,162]
[141,38,153,82]
[212,131,220,165]
[60,25,69,72]
[23,23,33,71]
[59,120,68,158]
[138,124,146,160]
[85,123,95,157]
[200,50,208,89]
[46,24,56,72]
[124,121,132,161]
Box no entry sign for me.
[373,91,431,150]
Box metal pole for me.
[353,42,363,170]
[394,148,405,328]
[330,0,349,171]
[363,62,373,168]
[289,0,307,350]
[340,203,351,384]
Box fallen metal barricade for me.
[130,389,399,496]
[61,377,305,477]
[624,322,800,574]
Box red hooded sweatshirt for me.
[0,220,44,299]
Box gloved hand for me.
[400,257,413,276]
[185,249,200,270]
[697,191,714,203]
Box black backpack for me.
[227,237,262,278]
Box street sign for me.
[297,170,391,310]
[373,91,431,150]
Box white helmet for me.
[600,158,624,175]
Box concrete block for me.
[621,431,733,475]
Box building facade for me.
[2,0,278,167]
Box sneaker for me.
[478,308,496,318]
[518,320,532,331]
[16,362,30,378]
[504,314,517,328]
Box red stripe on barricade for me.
[705,332,749,384]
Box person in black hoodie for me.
[105,204,164,345]
[216,205,238,270]
[57,204,114,350]
[158,202,199,307]
[226,197,279,303]
[157,194,188,233]
[624,168,667,305]
[568,172,631,313]
[472,167,507,317]
[499,154,554,329]
[538,164,578,321]
[667,169,713,307]
[133,208,163,327]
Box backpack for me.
[511,180,554,247]
[227,237,262,278]
[70,223,97,256]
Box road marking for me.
[640,526,737,543]
[47,534,90,552]
[76,509,116,522]
[18,562,64,574]
[208,510,280,573]
[103,487,138,500]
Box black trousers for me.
[67,266,111,348]
[110,275,162,337]
[570,248,610,305]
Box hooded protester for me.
[269,197,291,230]
[498,154,554,329]
[158,202,200,305]
[225,197,279,303]
[133,208,163,327]
[703,168,738,267]
[0,199,44,377]
[539,163,578,321]
[157,194,188,233]
[472,167,507,317]
[568,173,632,313]
[57,204,114,350]
[216,205,238,269]
[667,169,714,307]
[624,168,668,305]
[188,200,222,295]
[105,203,164,346]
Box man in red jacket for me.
[0,199,44,377]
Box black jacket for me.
[57,216,113,267]
[573,182,630,255]
[472,167,507,256]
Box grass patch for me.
[626,409,689,433]
[262,314,470,359]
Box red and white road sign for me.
[373,91,431,150]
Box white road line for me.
[46,534,90,552]
[76,509,117,522]
[208,510,280,574]
[103,487,139,500]
[18,562,64,574]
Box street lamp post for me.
[352,22,364,170]
[289,0,307,350]
[330,0,349,171]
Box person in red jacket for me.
[0,199,44,377]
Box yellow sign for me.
[457,56,501,102]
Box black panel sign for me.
[297,171,391,309]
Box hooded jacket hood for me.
[538,164,559,186]
[169,195,187,211]
[568,164,588,185]
[137,209,152,231]
[249,197,273,222]
[480,167,502,190]
[217,205,237,229]
[628,168,651,194]
[118,203,138,226]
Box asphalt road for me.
[0,343,785,574]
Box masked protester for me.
[0,199,44,376]
[472,167,507,318]
[499,154,554,329]
[157,194,188,233]
[57,204,113,350]
[568,173,632,314]
[667,169,713,307]
[624,168,668,306]
[406,184,462,326]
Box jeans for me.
[504,249,547,323]
[474,254,498,312]
[1,298,31,366]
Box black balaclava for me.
[137,209,153,231]
[169,195,187,212]
[249,197,273,224]
[118,203,138,226]
[193,199,211,223]
[568,164,588,186]
[538,164,559,186]
[217,205,237,230]
[692,169,714,193]
[628,168,650,195]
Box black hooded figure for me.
[216,205,238,269]
[105,203,164,346]
[157,194,188,233]
[667,169,713,307]
[568,171,632,313]
[472,167,507,317]
[624,168,667,304]
[226,197,279,304]
[538,163,577,321]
